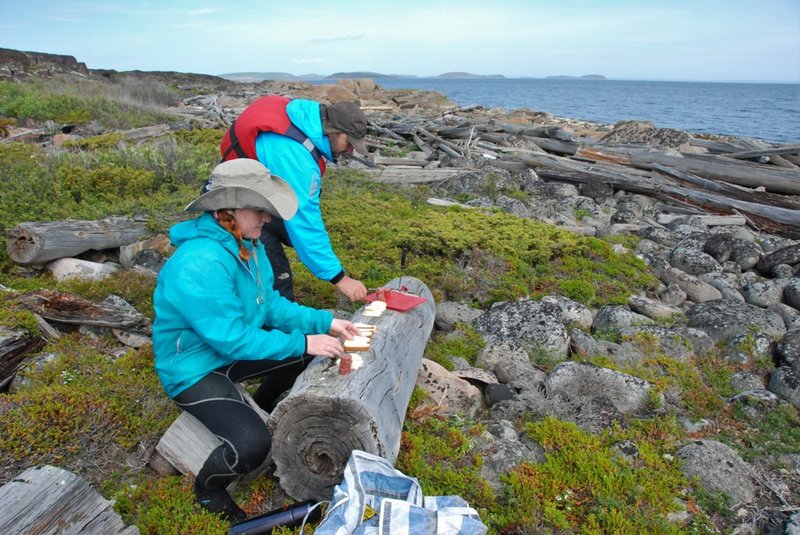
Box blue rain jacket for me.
[153,212,333,397]
[254,99,344,281]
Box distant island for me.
[326,71,403,80]
[437,72,505,79]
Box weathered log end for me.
[5,226,41,264]
[270,396,380,500]
[269,276,435,501]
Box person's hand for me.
[335,276,368,302]
[329,318,359,340]
[306,334,346,359]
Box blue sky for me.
[1,0,798,82]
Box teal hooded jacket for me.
[254,99,344,282]
[152,212,334,398]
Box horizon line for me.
[214,72,800,85]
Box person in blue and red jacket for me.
[219,95,370,302]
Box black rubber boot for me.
[194,479,248,524]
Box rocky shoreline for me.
[2,50,800,532]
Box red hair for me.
[216,210,253,261]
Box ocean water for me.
[367,78,800,144]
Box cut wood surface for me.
[268,276,435,501]
[0,465,138,534]
[154,411,221,477]
[6,216,147,264]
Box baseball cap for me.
[322,101,369,156]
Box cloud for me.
[47,17,84,23]
[187,8,222,16]
[310,34,366,43]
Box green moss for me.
[423,323,485,370]
[495,417,687,534]
[397,416,496,511]
[0,293,41,333]
[114,476,228,534]
[558,278,596,302]
[0,136,215,267]
[0,340,175,479]
[55,268,157,320]
[64,133,124,150]
[621,356,726,419]
[723,401,800,461]
[692,484,734,520]
[407,386,428,412]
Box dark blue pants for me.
[260,218,294,301]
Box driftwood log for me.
[5,216,146,264]
[268,276,435,501]
[0,326,44,390]
[627,151,800,195]
[13,290,151,333]
[0,465,138,534]
[364,167,465,184]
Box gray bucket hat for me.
[322,101,369,156]
[185,159,298,220]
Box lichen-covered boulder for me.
[676,440,756,507]
[686,299,786,343]
[473,298,569,360]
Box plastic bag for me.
[315,450,487,535]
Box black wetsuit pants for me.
[173,355,311,490]
[260,218,294,301]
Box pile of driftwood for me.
[356,110,800,239]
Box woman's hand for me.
[329,318,359,340]
[306,334,346,359]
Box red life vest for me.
[219,95,326,174]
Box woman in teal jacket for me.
[153,159,358,522]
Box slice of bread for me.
[344,336,371,352]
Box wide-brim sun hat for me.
[185,159,298,220]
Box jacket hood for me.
[286,99,334,161]
[170,212,251,258]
